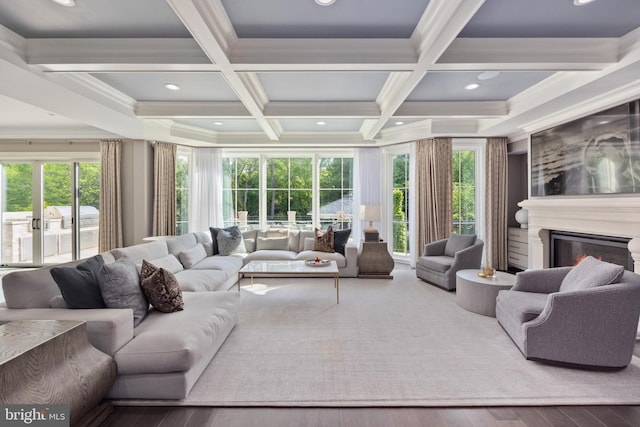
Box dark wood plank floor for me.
[99,405,640,427]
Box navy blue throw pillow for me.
[333,229,351,256]
[50,255,106,309]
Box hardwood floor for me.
[100,405,640,427]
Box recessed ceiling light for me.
[213,121,223,126]
[50,0,75,6]
[316,121,327,126]
[465,83,480,90]
[315,0,336,6]
[395,121,405,126]
[164,83,180,91]
[573,0,596,5]
[598,120,610,125]
[477,71,500,80]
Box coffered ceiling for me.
[0,0,639,147]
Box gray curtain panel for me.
[99,139,123,252]
[415,137,452,255]
[152,142,177,237]
[485,137,508,270]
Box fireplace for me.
[550,231,633,271]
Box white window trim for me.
[382,144,412,264]
[452,138,486,245]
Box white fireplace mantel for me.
[519,197,640,272]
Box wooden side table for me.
[0,320,117,426]
[358,241,394,278]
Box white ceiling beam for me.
[265,102,380,118]
[230,39,417,71]
[136,101,250,118]
[434,38,618,71]
[167,0,280,140]
[395,101,507,118]
[363,0,486,140]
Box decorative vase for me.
[515,207,528,229]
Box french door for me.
[0,160,100,267]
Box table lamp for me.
[360,205,381,242]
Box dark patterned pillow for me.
[313,226,335,253]
[140,260,184,313]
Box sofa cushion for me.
[243,229,258,252]
[496,290,548,323]
[314,227,335,253]
[217,228,247,255]
[244,250,297,262]
[114,291,240,375]
[288,231,301,252]
[298,230,315,252]
[178,244,207,268]
[50,255,106,309]
[174,269,229,292]
[444,234,476,257]
[112,240,169,264]
[189,256,243,275]
[98,256,148,327]
[166,233,198,257]
[140,260,184,313]
[148,254,184,274]
[417,256,453,273]
[256,236,289,251]
[333,229,351,256]
[559,255,625,292]
[303,237,315,251]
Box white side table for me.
[455,269,515,317]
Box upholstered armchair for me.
[416,234,484,291]
[496,256,640,369]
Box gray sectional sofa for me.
[0,228,358,400]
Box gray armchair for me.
[496,257,640,369]
[416,234,484,291]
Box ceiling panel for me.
[258,72,389,101]
[279,119,363,132]
[175,119,263,132]
[459,0,640,38]
[91,73,240,102]
[221,0,429,38]
[407,71,554,102]
[0,0,190,38]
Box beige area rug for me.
[126,270,640,407]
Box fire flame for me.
[575,254,602,265]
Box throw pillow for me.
[333,229,351,256]
[98,256,148,327]
[256,236,289,251]
[178,244,207,268]
[209,226,239,255]
[217,227,246,255]
[559,255,625,292]
[140,260,184,313]
[50,255,106,309]
[444,234,477,257]
[148,254,184,274]
[303,237,315,251]
[313,226,335,253]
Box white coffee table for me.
[237,260,340,304]
[455,269,515,317]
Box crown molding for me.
[431,119,478,135]
[237,72,269,109]
[0,24,25,59]
[190,0,237,56]
[436,38,617,71]
[136,101,250,118]
[55,73,135,114]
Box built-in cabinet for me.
[507,227,528,270]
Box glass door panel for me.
[43,163,73,264]
[78,162,100,258]
[0,162,35,266]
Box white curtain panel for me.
[354,147,382,245]
[189,147,223,232]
